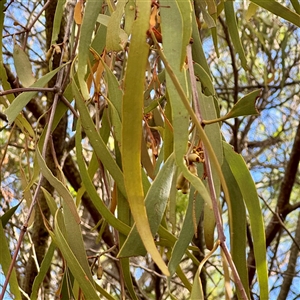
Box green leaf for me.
[41,187,59,218]
[203,89,261,125]
[4,65,65,123]
[13,43,35,87]
[290,0,300,14]
[0,221,22,299]
[223,89,260,119]
[36,147,80,224]
[119,153,176,257]
[71,80,126,197]
[106,0,128,51]
[0,201,22,227]
[97,14,110,26]
[193,63,216,96]
[36,147,94,284]
[190,243,218,300]
[191,8,211,76]
[223,142,269,300]
[51,0,66,44]
[77,0,103,100]
[175,0,192,69]
[50,211,99,300]
[120,259,139,300]
[245,3,259,21]
[160,3,213,210]
[250,0,300,27]
[222,160,250,299]
[168,189,204,275]
[121,0,169,276]
[30,243,56,300]
[75,121,130,236]
[190,265,204,300]
[124,0,136,35]
[198,0,216,28]
[224,1,248,70]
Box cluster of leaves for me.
[0,0,299,299]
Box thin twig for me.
[0,86,57,96]
[260,196,300,252]
[23,0,52,49]
[0,1,77,298]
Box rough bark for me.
[277,212,300,300]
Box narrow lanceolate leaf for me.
[106,0,128,51]
[77,0,103,100]
[0,201,21,227]
[224,1,248,70]
[51,0,66,44]
[223,142,269,300]
[190,243,219,300]
[13,44,35,87]
[168,189,204,276]
[0,222,22,299]
[250,0,300,27]
[222,160,250,299]
[4,65,65,123]
[30,242,56,300]
[75,121,130,236]
[175,0,192,69]
[36,147,80,224]
[121,0,169,276]
[50,211,99,300]
[119,153,176,257]
[36,147,94,285]
[160,0,213,209]
[72,80,126,197]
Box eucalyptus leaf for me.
[119,153,176,257]
[13,44,35,87]
[4,65,65,123]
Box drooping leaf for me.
[190,242,219,300]
[13,43,36,87]
[250,0,300,27]
[30,243,56,300]
[160,0,213,210]
[223,142,269,300]
[0,221,22,299]
[36,147,80,224]
[106,0,128,51]
[222,160,250,299]
[77,0,103,100]
[71,79,126,197]
[193,63,216,96]
[224,1,248,70]
[50,0,66,44]
[49,211,99,300]
[191,6,211,76]
[119,153,176,257]
[245,3,259,21]
[4,64,65,123]
[175,0,192,69]
[120,0,169,276]
[168,188,204,275]
[75,120,130,236]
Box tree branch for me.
[247,121,300,285]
